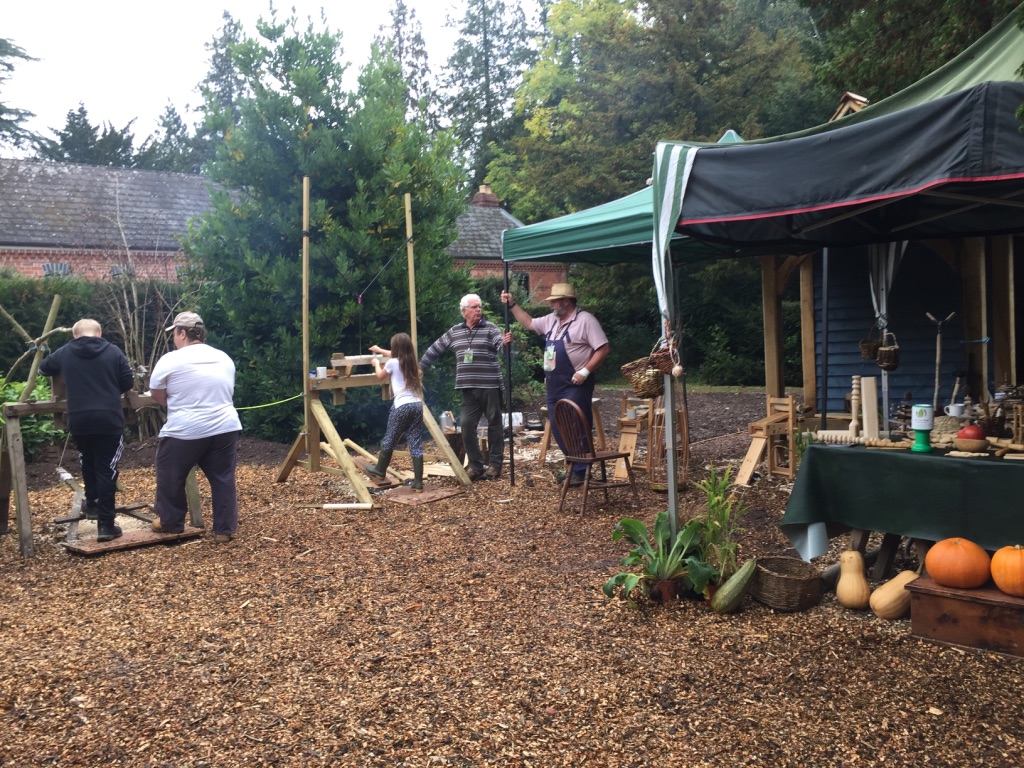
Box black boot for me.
[82,499,98,520]
[365,449,393,480]
[96,510,122,542]
[409,456,424,492]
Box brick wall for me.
[457,261,568,303]
[0,247,185,281]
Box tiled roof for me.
[0,159,216,251]
[446,186,523,262]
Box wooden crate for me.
[906,576,1024,658]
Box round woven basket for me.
[859,326,881,360]
[875,332,900,371]
[749,556,822,612]
[620,358,664,399]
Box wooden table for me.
[781,443,1024,566]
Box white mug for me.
[316,366,328,378]
[944,403,965,417]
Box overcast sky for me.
[2,0,461,152]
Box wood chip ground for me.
[1,390,1021,766]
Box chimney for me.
[471,184,500,208]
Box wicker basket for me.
[620,358,664,399]
[875,332,900,371]
[649,345,676,374]
[859,326,881,360]
[977,409,1007,437]
[749,556,823,612]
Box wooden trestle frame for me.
[1,389,204,558]
[274,178,470,501]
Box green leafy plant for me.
[793,428,814,466]
[692,465,748,587]
[603,511,718,605]
[0,377,66,461]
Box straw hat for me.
[544,282,577,301]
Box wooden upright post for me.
[800,258,817,412]
[761,255,784,397]
[301,177,320,472]
[405,193,417,352]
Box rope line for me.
[355,237,413,304]
[236,392,304,411]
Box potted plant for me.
[691,466,748,596]
[603,511,718,605]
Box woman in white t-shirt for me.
[364,333,426,491]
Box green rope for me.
[236,392,304,411]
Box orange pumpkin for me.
[991,545,1024,597]
[924,537,991,589]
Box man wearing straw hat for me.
[501,283,609,486]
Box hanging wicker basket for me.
[875,332,900,371]
[649,345,676,374]
[858,326,882,360]
[620,358,664,399]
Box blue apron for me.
[545,321,595,472]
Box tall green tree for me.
[488,0,816,222]
[0,38,37,150]
[797,0,1018,100]
[440,0,537,190]
[375,0,438,127]
[185,14,469,441]
[134,104,202,173]
[35,105,137,167]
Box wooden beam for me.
[185,469,203,529]
[991,235,1015,387]
[421,407,471,485]
[776,253,807,294]
[310,399,373,504]
[800,257,817,412]
[961,238,989,400]
[761,255,784,397]
[275,432,306,483]
[0,428,11,536]
[4,419,33,557]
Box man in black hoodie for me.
[40,319,135,541]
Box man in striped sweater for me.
[420,293,508,481]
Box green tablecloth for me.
[781,443,1024,559]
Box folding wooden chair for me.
[553,399,639,514]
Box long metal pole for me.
[664,253,679,536]
[503,261,515,486]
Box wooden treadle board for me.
[386,485,464,507]
[62,525,205,555]
[358,463,400,488]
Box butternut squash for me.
[869,570,919,619]
[836,550,871,609]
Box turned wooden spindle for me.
[849,375,861,437]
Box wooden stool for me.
[736,395,797,485]
[538,398,606,465]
